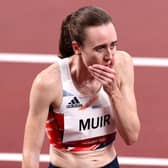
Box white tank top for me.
[46,58,116,152]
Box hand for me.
[88,64,119,95]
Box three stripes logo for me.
[66,96,82,108]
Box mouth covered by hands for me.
[88,64,119,95]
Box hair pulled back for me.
[59,6,112,58]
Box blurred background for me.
[0,0,168,167]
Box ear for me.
[72,41,81,55]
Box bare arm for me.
[88,51,140,145]
[22,64,61,168]
[109,52,140,145]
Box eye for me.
[95,47,104,52]
[94,45,106,53]
[110,41,118,49]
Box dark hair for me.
[59,6,112,58]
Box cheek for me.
[87,54,102,65]
[85,56,97,66]
[81,52,98,66]
[81,49,105,66]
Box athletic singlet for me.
[46,58,116,152]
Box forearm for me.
[22,151,40,168]
[109,89,140,145]
[22,117,45,168]
[88,59,140,144]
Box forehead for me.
[83,23,117,47]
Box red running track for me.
[0,0,168,167]
[0,61,168,168]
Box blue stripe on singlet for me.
[96,139,113,150]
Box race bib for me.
[63,107,115,143]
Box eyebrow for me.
[111,40,118,46]
[94,40,118,50]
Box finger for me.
[90,70,113,85]
[89,66,115,80]
[91,73,107,84]
[91,64,116,74]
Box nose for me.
[103,47,114,61]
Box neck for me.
[69,55,101,95]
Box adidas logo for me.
[66,97,82,108]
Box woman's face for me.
[80,22,117,68]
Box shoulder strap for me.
[59,58,71,82]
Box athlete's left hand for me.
[88,64,120,95]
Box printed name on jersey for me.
[79,114,110,131]
[63,107,115,143]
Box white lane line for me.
[0,153,168,166]
[0,53,168,67]
[119,156,168,166]
[133,57,168,67]
[0,153,49,162]
[0,53,59,63]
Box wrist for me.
[107,87,122,102]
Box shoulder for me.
[114,50,134,75]
[115,50,133,67]
[114,50,134,85]
[30,62,61,103]
[34,62,60,89]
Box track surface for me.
[0,0,168,167]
